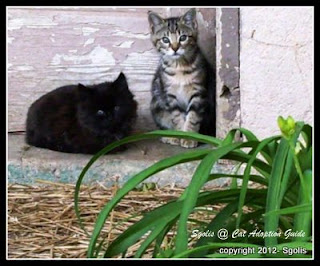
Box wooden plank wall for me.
[8,7,216,133]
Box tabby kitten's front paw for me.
[161,137,180,146]
[180,139,198,148]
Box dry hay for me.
[8,179,227,259]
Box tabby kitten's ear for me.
[148,11,164,33]
[113,72,129,91]
[181,8,198,29]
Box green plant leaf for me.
[73,121,312,258]
[223,151,271,178]
[301,124,312,148]
[221,129,238,146]
[264,138,290,246]
[192,195,266,257]
[207,173,268,186]
[236,136,280,228]
[104,201,181,258]
[106,188,260,258]
[293,169,312,242]
[264,203,311,217]
[74,130,221,236]
[191,200,240,257]
[134,221,173,258]
[237,128,276,165]
[175,141,260,255]
[87,148,210,257]
[152,219,178,258]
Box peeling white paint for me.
[7,37,15,44]
[59,67,111,74]
[50,45,115,66]
[165,7,171,16]
[81,27,100,36]
[91,46,115,65]
[112,29,149,39]
[50,37,55,43]
[84,38,95,47]
[114,40,135,48]
[27,25,56,29]
[15,65,35,71]
[226,43,230,47]
[51,54,61,65]
[8,18,24,30]
[197,12,209,28]
[8,17,57,31]
[121,50,159,76]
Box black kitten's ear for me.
[113,72,129,90]
[78,83,88,90]
[77,83,92,100]
[181,8,198,29]
[148,11,164,33]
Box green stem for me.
[288,141,309,203]
[230,162,243,189]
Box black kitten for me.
[26,73,138,154]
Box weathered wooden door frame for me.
[215,8,240,139]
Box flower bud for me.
[277,116,296,139]
[277,116,285,129]
[287,116,295,129]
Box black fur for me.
[26,73,137,154]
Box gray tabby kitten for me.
[148,8,215,148]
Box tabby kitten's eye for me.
[114,106,120,111]
[96,110,105,116]
[162,37,170,44]
[179,35,188,42]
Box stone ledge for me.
[8,134,236,188]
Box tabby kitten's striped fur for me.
[148,8,215,148]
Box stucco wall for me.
[240,7,313,139]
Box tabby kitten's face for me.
[148,9,198,60]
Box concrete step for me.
[8,133,236,188]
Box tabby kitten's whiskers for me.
[148,8,215,148]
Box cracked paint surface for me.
[240,7,313,138]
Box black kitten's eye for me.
[114,106,120,111]
[179,35,187,42]
[162,37,170,44]
[96,110,105,116]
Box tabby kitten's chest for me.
[161,60,202,110]
[163,64,194,84]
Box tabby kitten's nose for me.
[171,43,179,52]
